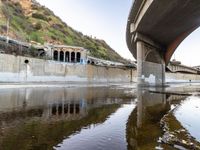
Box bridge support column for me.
[135,33,165,86]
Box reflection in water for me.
[56,104,135,150]
[0,86,135,150]
[174,96,200,141]
[127,88,170,149]
[0,84,200,149]
[0,87,132,121]
[126,86,200,150]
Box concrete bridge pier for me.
[135,33,165,86]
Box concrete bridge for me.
[167,61,200,74]
[126,0,200,85]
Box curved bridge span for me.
[126,0,200,85]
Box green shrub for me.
[34,22,42,30]
[30,32,44,44]
[32,13,48,21]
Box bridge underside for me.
[127,0,200,86]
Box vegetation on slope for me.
[0,0,127,63]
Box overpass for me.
[167,61,200,74]
[126,0,200,85]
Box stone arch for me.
[53,50,58,61]
[145,50,162,64]
[87,60,91,64]
[60,51,64,62]
[65,51,70,62]
[38,49,45,57]
[76,52,81,62]
[71,52,75,62]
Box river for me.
[0,83,200,150]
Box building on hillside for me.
[45,44,88,64]
[0,35,126,66]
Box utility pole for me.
[6,17,9,43]
[6,0,10,43]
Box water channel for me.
[0,83,200,150]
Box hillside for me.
[0,0,127,63]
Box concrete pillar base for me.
[136,33,165,86]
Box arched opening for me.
[87,60,91,64]
[71,52,75,62]
[38,49,45,57]
[58,104,62,115]
[65,51,70,62]
[53,50,58,61]
[60,51,64,62]
[145,50,162,64]
[64,104,68,114]
[52,104,57,115]
[76,52,81,63]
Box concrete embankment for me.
[0,54,200,83]
[0,54,136,83]
[166,72,200,83]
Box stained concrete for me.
[0,54,199,83]
[0,54,135,83]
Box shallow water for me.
[174,96,200,141]
[56,104,135,150]
[0,83,199,149]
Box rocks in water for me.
[160,113,200,149]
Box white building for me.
[45,44,88,64]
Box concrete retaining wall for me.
[0,54,200,83]
[0,54,136,83]
[166,72,200,83]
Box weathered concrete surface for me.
[0,54,135,83]
[0,54,200,83]
[166,73,200,83]
[136,34,165,86]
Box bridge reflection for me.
[0,85,197,149]
[126,88,187,149]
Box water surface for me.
[0,83,200,149]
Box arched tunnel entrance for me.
[71,52,75,63]
[60,51,64,62]
[53,51,58,61]
[65,51,70,62]
[76,52,81,63]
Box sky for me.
[37,0,200,66]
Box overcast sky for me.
[37,0,200,66]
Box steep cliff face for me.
[0,0,127,63]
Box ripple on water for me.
[174,96,200,141]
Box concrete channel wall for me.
[166,72,200,83]
[0,54,136,83]
[0,54,200,83]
